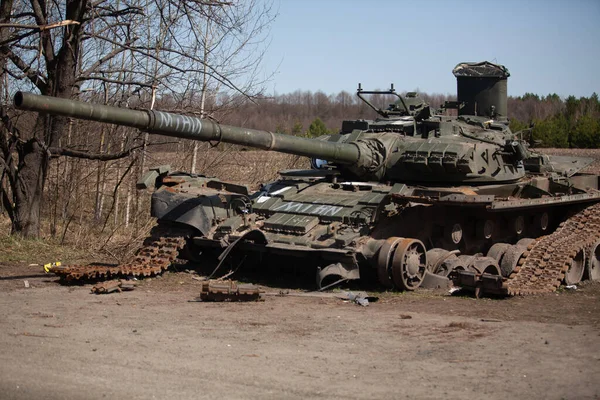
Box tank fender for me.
[151,189,230,235]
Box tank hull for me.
[149,169,600,290]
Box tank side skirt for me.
[391,192,600,211]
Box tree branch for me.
[80,42,130,76]
[29,0,55,64]
[0,183,14,221]
[101,155,135,232]
[0,19,80,30]
[50,144,144,161]
[1,46,48,92]
[49,141,178,161]
[0,27,39,47]
[85,33,252,98]
[76,74,154,88]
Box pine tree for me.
[571,114,600,148]
[306,118,330,137]
[291,121,303,135]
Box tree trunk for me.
[12,139,49,236]
[6,0,87,238]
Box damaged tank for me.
[13,61,600,295]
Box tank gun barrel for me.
[13,92,361,165]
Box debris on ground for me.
[91,279,137,294]
[264,290,378,306]
[23,280,30,288]
[448,287,462,294]
[341,291,371,306]
[43,261,62,273]
[198,280,264,302]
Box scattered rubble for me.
[91,280,137,294]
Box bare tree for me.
[0,0,275,237]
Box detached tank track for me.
[505,202,600,295]
[51,224,189,281]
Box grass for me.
[0,214,150,265]
[0,230,88,265]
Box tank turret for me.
[14,77,536,185]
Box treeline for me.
[216,90,454,137]
[508,94,600,148]
[205,90,600,148]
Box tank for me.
[13,61,600,296]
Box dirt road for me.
[1,264,599,400]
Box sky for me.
[261,0,600,98]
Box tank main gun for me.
[13,91,368,168]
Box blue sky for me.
[262,0,600,97]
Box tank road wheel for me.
[476,219,495,240]
[444,222,463,246]
[512,215,526,237]
[585,240,600,281]
[426,248,452,276]
[487,243,511,263]
[500,245,526,277]
[391,238,427,291]
[516,238,535,249]
[376,237,403,288]
[534,212,551,234]
[564,248,586,286]
[468,256,501,276]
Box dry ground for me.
[1,263,599,400]
[1,148,600,399]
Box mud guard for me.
[316,262,360,289]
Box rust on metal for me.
[50,224,188,281]
[198,280,264,302]
[91,279,137,294]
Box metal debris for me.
[49,224,188,281]
[264,290,378,305]
[91,279,137,294]
[43,261,61,273]
[342,291,371,306]
[198,280,264,302]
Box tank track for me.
[505,202,600,295]
[50,224,189,281]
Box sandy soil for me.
[1,263,599,400]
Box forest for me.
[213,89,600,148]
